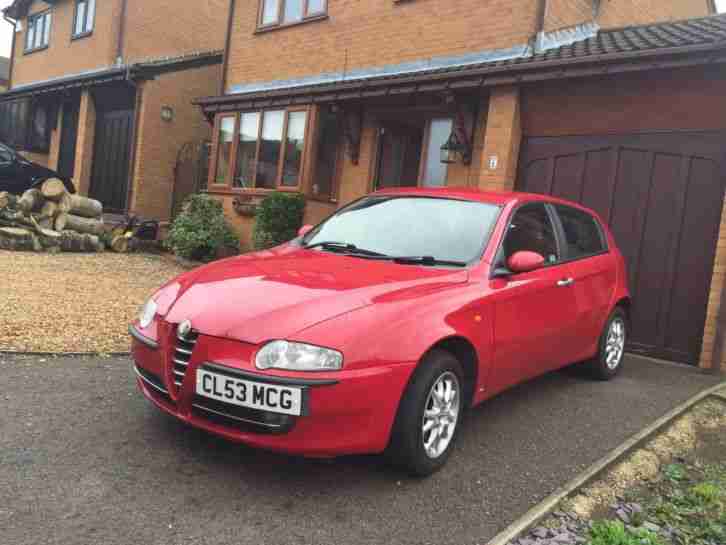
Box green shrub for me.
[588,521,663,545]
[253,192,306,250]
[165,194,239,262]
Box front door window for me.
[375,117,453,189]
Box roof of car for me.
[372,186,591,210]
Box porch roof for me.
[0,51,223,102]
[197,13,726,114]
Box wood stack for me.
[0,179,109,253]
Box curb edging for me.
[0,350,131,357]
[485,381,726,545]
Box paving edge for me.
[485,380,726,545]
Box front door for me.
[89,108,133,213]
[488,203,579,390]
[57,98,80,179]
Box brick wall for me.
[597,0,713,28]
[122,0,228,64]
[225,0,540,93]
[544,0,595,32]
[129,64,221,221]
[12,0,121,87]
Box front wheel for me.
[586,307,628,380]
[386,350,464,477]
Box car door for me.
[487,203,580,390]
[551,204,616,363]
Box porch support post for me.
[476,85,522,192]
[74,89,96,196]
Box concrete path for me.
[0,354,721,545]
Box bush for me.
[253,192,306,250]
[165,194,239,262]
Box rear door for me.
[489,203,579,389]
[550,204,616,361]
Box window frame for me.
[24,9,52,54]
[491,201,565,278]
[72,0,96,40]
[256,0,328,31]
[0,99,53,153]
[372,116,454,191]
[208,107,312,193]
[550,204,610,263]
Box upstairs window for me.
[73,0,96,38]
[259,0,327,28]
[25,10,52,53]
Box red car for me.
[129,188,630,476]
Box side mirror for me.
[507,251,545,274]
[297,224,313,237]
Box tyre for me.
[387,349,465,477]
[586,307,628,381]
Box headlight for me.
[138,298,158,329]
[255,341,343,371]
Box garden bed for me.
[509,393,726,545]
[0,250,185,353]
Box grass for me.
[588,520,664,545]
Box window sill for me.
[23,45,49,56]
[254,14,328,35]
[206,187,302,196]
[71,31,93,41]
[307,195,337,205]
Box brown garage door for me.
[517,131,726,365]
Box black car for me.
[0,142,75,195]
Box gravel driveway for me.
[0,251,185,353]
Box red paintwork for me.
[131,188,629,456]
[508,251,545,273]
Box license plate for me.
[196,369,303,416]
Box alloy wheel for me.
[421,371,460,459]
[605,317,626,370]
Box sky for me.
[0,0,725,58]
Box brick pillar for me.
[700,198,726,373]
[475,86,522,192]
[74,89,96,196]
[48,106,63,171]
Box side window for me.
[554,205,606,260]
[0,145,13,163]
[502,204,559,266]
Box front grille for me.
[173,325,198,388]
[134,364,174,405]
[192,395,296,434]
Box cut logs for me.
[0,181,122,253]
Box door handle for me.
[557,278,574,287]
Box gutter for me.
[3,13,17,89]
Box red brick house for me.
[0,0,228,220]
[196,0,726,373]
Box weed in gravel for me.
[587,520,664,545]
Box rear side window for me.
[554,205,606,260]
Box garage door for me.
[517,131,726,365]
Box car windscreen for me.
[302,196,501,265]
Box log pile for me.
[0,179,109,253]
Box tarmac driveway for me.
[0,354,721,545]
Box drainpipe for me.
[116,0,129,65]
[533,0,548,54]
[3,13,17,88]
[220,0,236,96]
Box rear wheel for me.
[586,307,627,380]
[387,350,464,477]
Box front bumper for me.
[130,324,416,457]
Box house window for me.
[213,115,236,185]
[310,106,340,200]
[259,0,327,28]
[214,109,308,190]
[0,99,52,152]
[25,10,52,53]
[73,0,96,38]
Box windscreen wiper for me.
[303,241,389,257]
[391,256,467,267]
